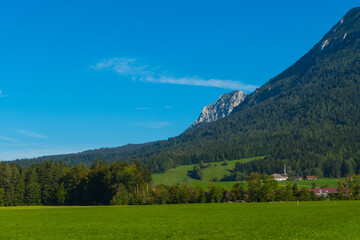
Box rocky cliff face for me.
[188,90,247,130]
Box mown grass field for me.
[152,156,341,189]
[1,201,359,239]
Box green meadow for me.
[277,178,340,189]
[1,201,359,239]
[152,156,265,188]
[152,156,341,189]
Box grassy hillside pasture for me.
[152,156,341,189]
[1,202,360,239]
[152,156,265,187]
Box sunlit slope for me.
[152,156,264,187]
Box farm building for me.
[271,165,288,181]
[306,176,318,180]
[310,188,338,197]
[292,176,303,181]
[271,174,288,181]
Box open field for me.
[152,156,266,187]
[152,156,341,189]
[277,178,340,189]
[1,201,360,239]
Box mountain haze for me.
[13,7,360,177]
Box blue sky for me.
[0,0,358,160]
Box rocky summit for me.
[188,90,247,131]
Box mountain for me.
[187,90,247,131]
[234,7,360,113]
[13,7,360,178]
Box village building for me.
[310,188,338,197]
[306,176,318,181]
[292,176,303,181]
[271,165,288,181]
[271,173,288,181]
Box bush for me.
[110,184,131,205]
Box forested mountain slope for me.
[13,7,360,177]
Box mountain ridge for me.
[234,7,360,113]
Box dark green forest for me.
[9,7,360,178]
[0,160,152,206]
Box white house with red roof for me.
[310,188,338,197]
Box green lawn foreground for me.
[1,201,359,240]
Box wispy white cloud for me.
[13,129,48,139]
[0,136,17,142]
[130,121,171,129]
[91,58,258,92]
[146,76,258,92]
[91,58,153,77]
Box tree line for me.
[1,158,359,206]
[0,160,152,206]
[150,173,360,204]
